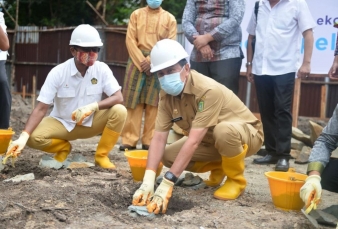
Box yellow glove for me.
[3,131,30,166]
[300,175,322,213]
[132,169,156,206]
[71,102,98,125]
[147,177,174,214]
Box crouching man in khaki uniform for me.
[132,39,264,214]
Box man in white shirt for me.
[4,24,127,169]
[0,12,10,129]
[246,0,315,171]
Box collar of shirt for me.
[181,71,194,98]
[70,58,79,77]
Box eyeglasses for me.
[74,46,101,53]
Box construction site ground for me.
[0,95,336,229]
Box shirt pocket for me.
[274,8,297,31]
[56,89,76,111]
[86,85,102,103]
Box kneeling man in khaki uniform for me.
[132,39,264,214]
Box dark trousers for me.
[321,158,338,193]
[190,57,242,95]
[253,73,295,158]
[0,60,11,129]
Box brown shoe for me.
[119,144,136,151]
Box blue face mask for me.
[147,0,162,9]
[159,67,185,96]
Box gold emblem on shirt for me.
[91,78,98,85]
[173,109,178,114]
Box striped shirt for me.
[182,0,245,62]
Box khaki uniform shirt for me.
[126,6,177,72]
[155,70,263,144]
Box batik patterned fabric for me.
[182,0,245,62]
[122,54,161,109]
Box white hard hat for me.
[69,24,103,47]
[150,39,189,73]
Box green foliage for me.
[0,0,185,27]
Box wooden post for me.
[292,77,301,127]
[320,84,326,119]
[22,85,26,99]
[32,75,36,109]
[102,0,107,20]
[10,0,19,91]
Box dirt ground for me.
[0,95,336,229]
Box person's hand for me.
[300,175,322,213]
[297,62,311,79]
[140,59,151,74]
[246,65,254,83]
[328,58,338,80]
[3,131,30,165]
[132,170,156,206]
[147,177,174,214]
[199,45,213,60]
[193,34,213,50]
[71,102,98,125]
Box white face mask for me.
[158,67,185,96]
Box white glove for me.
[132,170,156,206]
[300,175,322,212]
[3,131,30,164]
[147,177,174,214]
[71,102,98,125]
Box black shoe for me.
[256,149,269,157]
[119,144,136,151]
[253,154,279,165]
[142,144,149,150]
[275,158,289,172]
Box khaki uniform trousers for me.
[27,104,127,150]
[162,122,263,169]
[121,103,157,146]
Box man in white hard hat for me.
[132,39,263,214]
[119,0,177,151]
[4,24,127,169]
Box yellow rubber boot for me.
[95,127,120,169]
[213,144,248,200]
[188,161,225,187]
[42,139,72,162]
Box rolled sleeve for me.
[102,64,121,96]
[246,9,257,36]
[37,71,58,104]
[297,0,316,33]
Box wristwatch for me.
[164,171,178,183]
[246,62,252,67]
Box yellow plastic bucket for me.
[0,128,15,155]
[265,169,307,211]
[124,150,163,181]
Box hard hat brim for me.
[150,55,188,73]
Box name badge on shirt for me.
[171,117,183,122]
